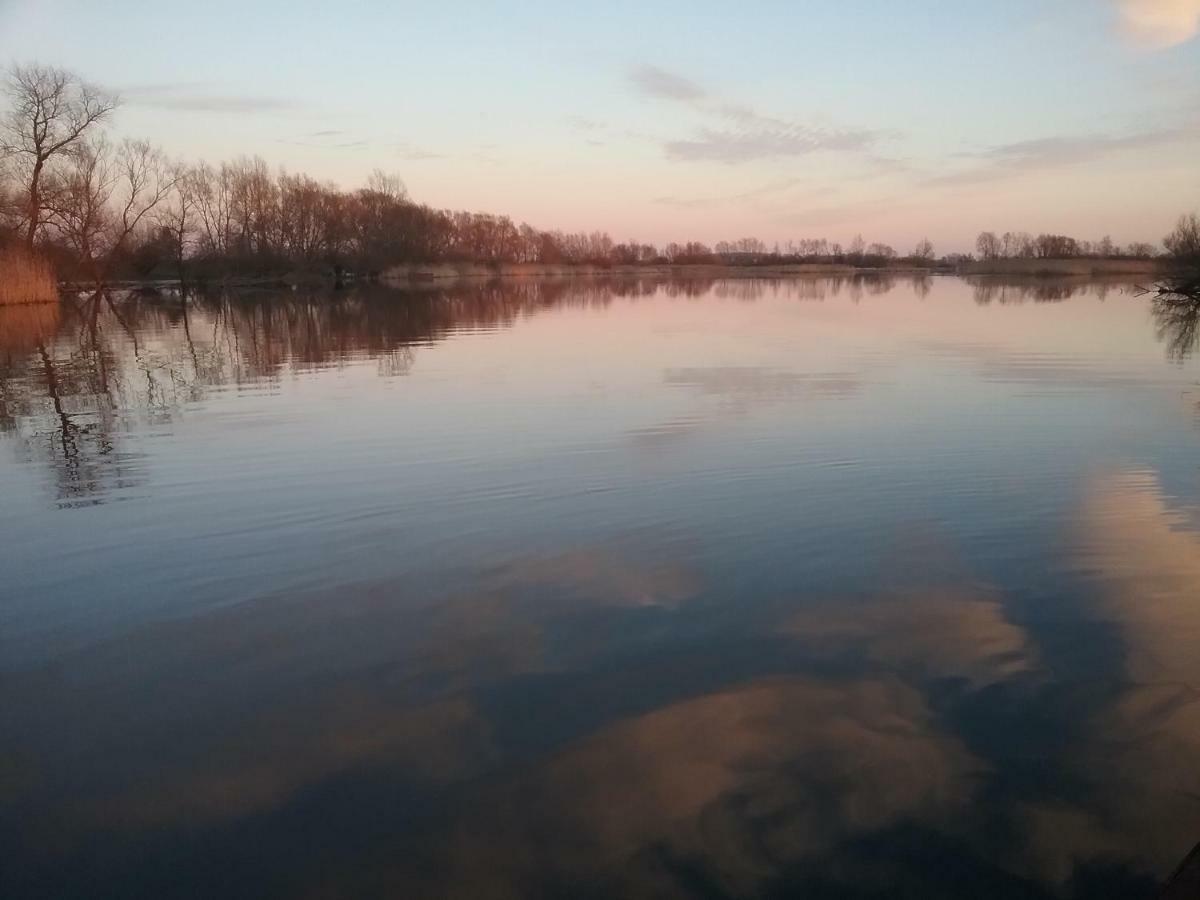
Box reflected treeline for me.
[710,271,928,301]
[0,279,698,505]
[1152,293,1200,362]
[0,294,130,506]
[1150,275,1200,362]
[1,273,1183,506]
[967,276,1123,305]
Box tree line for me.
[0,66,935,282]
[2,64,1197,286]
[973,230,1157,261]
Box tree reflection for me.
[1150,278,1200,362]
[966,277,1116,305]
[1,273,1175,507]
[0,278,710,505]
[1,293,132,506]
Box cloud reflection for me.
[786,590,1036,689]
[1043,470,1200,879]
[403,676,984,898]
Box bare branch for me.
[2,63,118,247]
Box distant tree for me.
[1034,233,1079,259]
[192,161,235,258]
[975,231,1001,260]
[1125,241,1156,259]
[911,238,934,262]
[1164,213,1200,264]
[1,64,116,249]
[158,163,203,280]
[45,137,176,281]
[366,169,407,202]
[610,240,640,265]
[1001,231,1019,258]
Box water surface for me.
[2,275,1199,899]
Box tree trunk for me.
[26,156,45,250]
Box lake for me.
[2,274,1199,899]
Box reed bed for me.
[0,246,59,305]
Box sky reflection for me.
[1,276,1199,898]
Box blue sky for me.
[1,0,1197,250]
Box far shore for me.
[380,261,867,282]
[962,257,1160,277]
[380,257,1164,283]
[39,256,1166,298]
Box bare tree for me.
[1034,233,1079,259]
[366,169,407,202]
[46,137,176,281]
[911,238,934,262]
[158,163,203,281]
[975,231,1001,260]
[0,64,117,249]
[192,161,235,258]
[1164,213,1200,264]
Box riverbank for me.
[963,258,1160,276]
[50,257,1168,294]
[379,261,868,282]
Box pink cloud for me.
[1119,0,1200,47]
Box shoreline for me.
[380,262,868,282]
[963,258,1160,277]
[40,257,1166,296]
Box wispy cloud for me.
[1117,0,1200,48]
[665,124,886,164]
[629,63,890,165]
[654,178,827,209]
[773,196,906,228]
[394,142,445,161]
[120,83,302,113]
[629,64,707,101]
[277,138,369,149]
[564,115,604,132]
[927,125,1198,186]
[710,102,789,129]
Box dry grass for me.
[0,245,59,305]
[965,257,1160,277]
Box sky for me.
[1,0,1198,252]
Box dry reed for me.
[0,245,58,305]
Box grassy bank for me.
[0,246,58,305]
[380,261,868,282]
[963,258,1160,277]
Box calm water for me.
[2,275,1199,899]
